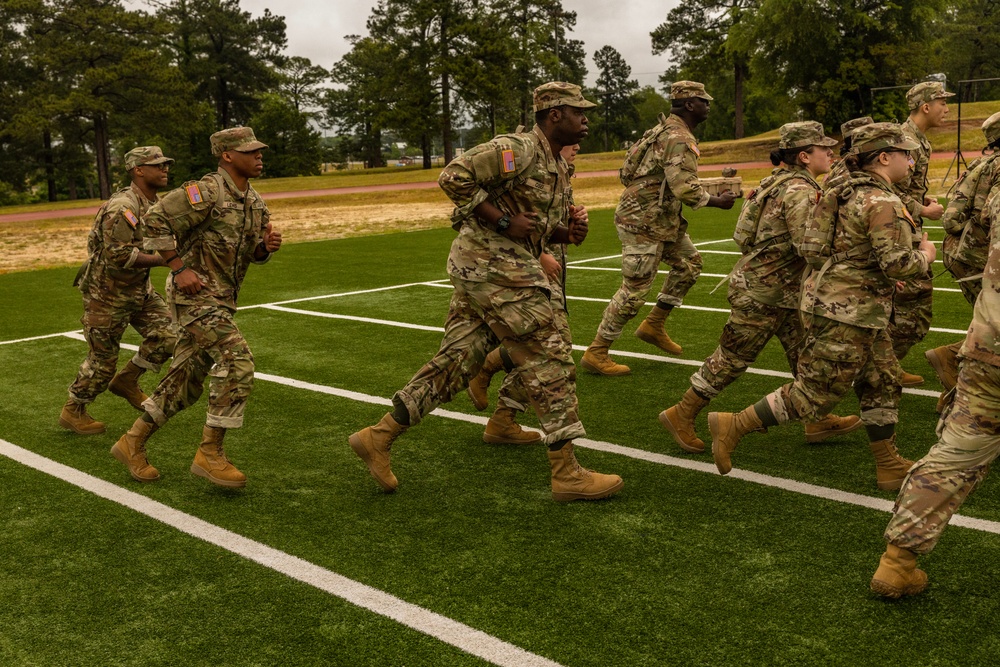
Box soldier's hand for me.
[921,201,944,220]
[506,212,537,240]
[568,216,589,245]
[173,268,204,295]
[710,190,738,210]
[919,232,937,264]
[263,222,282,252]
[540,252,561,282]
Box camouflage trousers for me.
[691,288,802,399]
[887,271,933,362]
[143,303,254,429]
[497,300,572,412]
[769,315,901,427]
[68,290,177,404]
[595,233,702,341]
[395,277,584,445]
[884,358,1000,554]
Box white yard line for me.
[0,330,83,346]
[0,437,563,667]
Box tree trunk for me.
[43,130,56,202]
[734,60,746,140]
[94,112,112,200]
[422,133,432,169]
[218,77,229,128]
[68,175,78,200]
[440,13,453,164]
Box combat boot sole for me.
[190,462,246,488]
[59,415,107,435]
[658,408,705,453]
[482,430,542,445]
[552,477,624,502]
[580,352,631,376]
[870,569,928,599]
[349,432,398,492]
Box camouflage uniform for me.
[888,83,955,362]
[822,116,874,193]
[771,142,929,427]
[595,112,710,341]
[693,134,832,399]
[68,150,177,407]
[396,117,584,445]
[141,136,271,430]
[883,192,1000,553]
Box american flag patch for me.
[123,209,139,228]
[501,149,516,174]
[185,184,203,205]
[688,143,701,157]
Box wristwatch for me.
[495,215,512,233]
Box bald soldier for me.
[59,146,178,435]
[110,128,282,488]
[889,81,954,386]
[348,82,623,502]
[581,81,738,376]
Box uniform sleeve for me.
[250,198,272,265]
[866,193,928,280]
[781,181,820,249]
[438,136,534,224]
[660,135,711,209]
[893,171,924,218]
[101,196,141,269]
[143,178,217,252]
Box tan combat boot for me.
[59,399,107,435]
[925,344,960,391]
[635,306,682,355]
[870,544,928,599]
[483,406,542,445]
[708,406,763,475]
[191,426,246,488]
[547,441,623,501]
[899,370,924,387]
[110,418,160,482]
[109,360,149,411]
[581,336,631,376]
[869,435,914,491]
[349,413,406,492]
[467,348,504,411]
[659,388,710,453]
[804,414,863,443]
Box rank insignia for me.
[688,143,701,157]
[501,149,516,174]
[123,209,139,228]
[185,184,204,205]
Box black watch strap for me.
[496,215,512,233]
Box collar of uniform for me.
[787,164,820,188]
[216,166,251,201]
[531,124,561,175]
[665,113,696,140]
[128,181,153,206]
[901,116,928,144]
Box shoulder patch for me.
[501,149,516,174]
[900,207,916,230]
[688,142,701,157]
[185,183,204,205]
[122,209,139,228]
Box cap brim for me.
[235,141,268,152]
[568,100,598,109]
[143,157,174,165]
[897,138,920,150]
[816,137,839,147]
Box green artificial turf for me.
[1,205,996,666]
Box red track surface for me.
[0,152,958,224]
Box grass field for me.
[2,205,999,666]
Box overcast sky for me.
[131,0,681,90]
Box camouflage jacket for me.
[77,183,158,306]
[143,168,270,312]
[893,117,932,223]
[962,192,1000,367]
[941,153,1000,270]
[822,159,851,192]
[439,124,570,289]
[802,171,929,329]
[730,166,819,309]
[614,113,711,243]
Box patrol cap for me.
[778,121,837,149]
[532,82,598,112]
[840,116,874,139]
[906,81,955,110]
[210,127,268,157]
[982,111,1000,144]
[670,80,713,101]
[124,146,173,171]
[850,122,920,155]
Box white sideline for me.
[0,438,563,667]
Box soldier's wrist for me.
[170,264,188,277]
